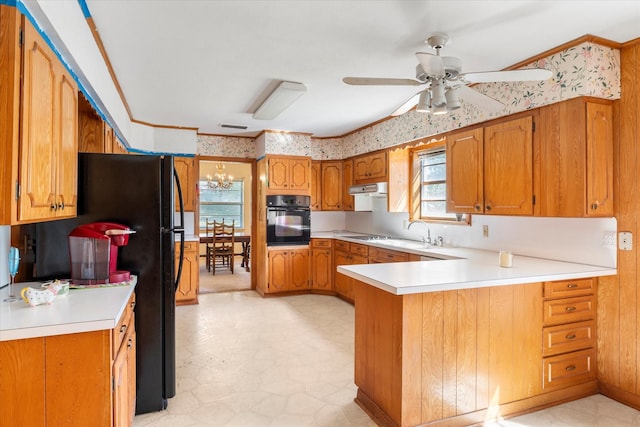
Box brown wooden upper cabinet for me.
[321,161,343,210]
[78,94,125,155]
[538,97,613,217]
[310,161,322,210]
[342,159,354,211]
[0,8,79,224]
[353,151,387,184]
[447,115,535,216]
[266,155,311,195]
[174,157,197,211]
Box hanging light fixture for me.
[414,79,461,115]
[207,163,234,191]
[416,91,431,113]
[445,87,461,111]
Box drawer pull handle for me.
[567,284,578,288]
[120,324,127,333]
[566,333,577,340]
[565,306,577,312]
[565,364,577,371]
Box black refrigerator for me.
[35,153,185,414]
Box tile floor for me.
[133,290,640,427]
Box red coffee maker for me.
[68,222,135,285]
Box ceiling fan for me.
[343,32,553,116]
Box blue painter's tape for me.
[0,0,18,7]
[127,147,195,157]
[76,0,91,18]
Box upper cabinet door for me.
[56,71,78,218]
[447,128,484,214]
[267,157,290,190]
[321,161,342,210]
[483,116,534,216]
[288,158,311,191]
[174,157,196,211]
[586,102,614,217]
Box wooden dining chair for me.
[212,219,235,274]
[205,218,216,272]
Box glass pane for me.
[423,163,446,181]
[423,151,445,166]
[199,180,243,203]
[421,201,458,219]
[422,183,446,200]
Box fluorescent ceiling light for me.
[253,81,307,120]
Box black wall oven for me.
[266,195,311,246]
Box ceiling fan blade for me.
[343,77,422,86]
[415,52,444,78]
[390,92,420,116]
[456,85,505,113]
[459,68,553,84]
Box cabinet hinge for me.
[19,28,24,47]
[532,194,536,205]
[532,121,536,132]
[15,181,20,200]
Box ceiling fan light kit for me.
[253,81,307,120]
[342,32,552,117]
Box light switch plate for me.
[620,231,633,251]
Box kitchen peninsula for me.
[338,251,616,427]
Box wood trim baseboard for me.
[356,382,598,427]
[598,381,640,411]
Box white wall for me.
[340,197,617,268]
[0,226,9,286]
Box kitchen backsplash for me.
[0,226,9,286]
[312,197,616,268]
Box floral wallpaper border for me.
[197,41,620,160]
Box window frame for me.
[198,178,245,231]
[409,140,470,225]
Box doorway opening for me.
[198,158,254,293]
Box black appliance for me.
[266,195,311,246]
[34,153,184,415]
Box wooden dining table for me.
[199,233,251,272]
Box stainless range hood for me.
[348,182,388,196]
[348,182,388,211]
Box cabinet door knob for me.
[591,202,599,210]
[485,205,492,211]
[475,205,481,211]
[58,203,65,210]
[50,203,57,210]
[120,324,127,333]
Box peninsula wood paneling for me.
[598,40,640,404]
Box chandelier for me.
[207,163,234,191]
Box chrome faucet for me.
[408,220,431,245]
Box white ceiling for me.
[85,0,640,138]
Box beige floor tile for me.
[135,289,640,427]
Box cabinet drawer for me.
[543,295,595,326]
[350,243,369,257]
[543,348,595,390]
[335,240,350,252]
[544,278,594,299]
[183,241,197,252]
[542,320,595,356]
[112,293,136,358]
[370,247,409,263]
[312,238,332,248]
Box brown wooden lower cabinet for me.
[353,278,598,427]
[0,293,137,427]
[175,240,199,305]
[310,238,333,291]
[266,246,310,293]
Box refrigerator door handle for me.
[173,167,185,290]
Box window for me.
[418,147,467,222]
[199,180,244,230]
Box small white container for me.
[499,251,513,268]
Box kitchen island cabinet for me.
[339,254,615,427]
[0,283,137,427]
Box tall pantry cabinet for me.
[0,6,78,225]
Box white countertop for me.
[316,232,617,295]
[0,277,136,341]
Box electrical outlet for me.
[482,225,489,238]
[602,231,617,247]
[620,231,633,251]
